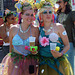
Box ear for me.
[21,13,23,19]
[40,13,43,20]
[64,2,67,6]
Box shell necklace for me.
[43,25,53,33]
[20,25,30,33]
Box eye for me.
[43,10,47,14]
[31,14,33,16]
[25,13,30,16]
[49,10,52,14]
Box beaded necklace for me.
[20,25,30,33]
[43,27,53,33]
[43,24,53,33]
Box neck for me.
[5,22,10,28]
[61,6,66,12]
[21,23,30,31]
[44,22,52,29]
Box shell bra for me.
[39,27,64,57]
[12,26,32,56]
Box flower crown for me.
[4,9,13,17]
[15,1,32,13]
[3,9,14,22]
[30,0,57,9]
[15,0,57,12]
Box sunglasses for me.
[43,10,52,14]
[25,13,33,17]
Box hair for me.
[18,2,32,24]
[4,11,13,23]
[57,0,71,15]
[39,2,53,14]
[39,2,53,27]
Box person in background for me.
[38,1,73,75]
[1,1,39,75]
[0,9,16,61]
[56,0,75,71]
[53,4,59,23]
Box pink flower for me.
[40,37,49,47]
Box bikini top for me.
[12,26,32,56]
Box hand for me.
[31,51,38,55]
[51,50,62,58]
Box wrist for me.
[61,51,64,56]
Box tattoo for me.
[62,31,67,35]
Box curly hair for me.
[3,11,13,23]
[57,0,71,15]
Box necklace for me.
[58,13,67,23]
[43,27,53,32]
[43,25,53,33]
[20,25,30,33]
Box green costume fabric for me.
[39,27,73,75]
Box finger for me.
[51,50,56,53]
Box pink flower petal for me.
[40,37,49,47]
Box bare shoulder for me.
[55,23,65,31]
[0,24,5,30]
[10,24,19,34]
[10,24,19,30]
[10,24,19,29]
[31,25,39,31]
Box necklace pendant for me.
[20,25,30,33]
[47,29,51,32]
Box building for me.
[0,0,17,17]
[0,0,3,17]
[3,0,17,11]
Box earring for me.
[40,20,43,23]
[21,19,23,22]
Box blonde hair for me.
[39,2,53,14]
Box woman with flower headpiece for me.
[1,1,39,75]
[0,9,16,59]
[38,1,73,75]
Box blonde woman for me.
[39,2,73,75]
[2,2,39,75]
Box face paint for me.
[62,31,67,35]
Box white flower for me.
[49,33,59,42]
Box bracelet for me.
[61,51,64,56]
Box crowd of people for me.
[0,0,75,75]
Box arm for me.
[9,27,13,52]
[58,25,70,54]
[35,27,39,47]
[0,25,9,43]
[31,26,39,54]
[51,24,70,58]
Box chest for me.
[58,13,68,23]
